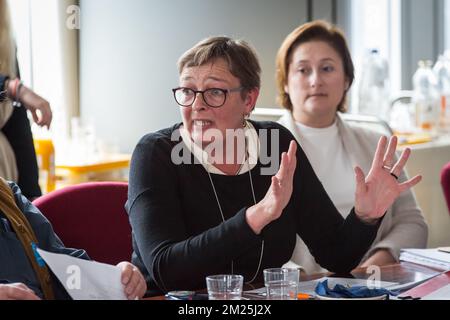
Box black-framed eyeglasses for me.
[172,87,244,108]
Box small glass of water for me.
[264,268,299,300]
[206,274,243,300]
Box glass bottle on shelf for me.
[358,49,390,120]
[34,137,55,194]
[412,60,440,133]
[433,55,450,132]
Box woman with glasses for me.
[126,36,422,296]
[276,21,427,274]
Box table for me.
[148,262,443,300]
[400,135,450,247]
[55,154,131,186]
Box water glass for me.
[206,274,243,300]
[264,268,299,300]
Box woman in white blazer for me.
[276,20,428,273]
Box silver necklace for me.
[205,138,264,284]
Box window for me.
[349,0,401,113]
[7,0,79,141]
[8,0,33,86]
[351,0,390,60]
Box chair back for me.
[33,182,132,265]
[441,162,450,216]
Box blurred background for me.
[6,0,450,247]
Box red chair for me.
[33,182,132,265]
[441,162,450,216]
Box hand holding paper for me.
[117,261,147,299]
[37,248,146,300]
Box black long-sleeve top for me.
[0,74,41,199]
[126,121,380,296]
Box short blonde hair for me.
[178,36,261,97]
[276,20,354,112]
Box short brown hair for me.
[177,36,261,96]
[276,20,354,112]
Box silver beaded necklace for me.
[205,136,264,284]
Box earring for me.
[243,114,249,127]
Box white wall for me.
[400,0,441,90]
[446,0,450,51]
[79,0,308,153]
[10,0,79,139]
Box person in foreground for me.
[126,36,422,296]
[0,178,146,300]
[276,20,427,274]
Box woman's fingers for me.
[11,288,40,300]
[391,148,411,178]
[34,106,52,128]
[129,282,144,300]
[263,141,298,220]
[371,136,388,169]
[117,261,133,285]
[286,140,297,160]
[15,283,32,291]
[133,280,147,299]
[276,152,287,181]
[287,140,297,178]
[277,140,297,182]
[271,176,281,194]
[45,110,53,128]
[39,103,53,128]
[30,109,39,124]
[117,261,146,299]
[355,135,422,220]
[20,87,53,128]
[399,175,422,193]
[383,136,398,167]
[2,284,41,300]
[125,268,141,299]
[354,166,366,195]
[129,272,147,299]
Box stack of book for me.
[400,247,450,270]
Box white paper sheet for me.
[37,248,127,300]
[400,248,450,270]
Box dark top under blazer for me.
[126,121,380,296]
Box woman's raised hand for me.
[246,140,297,234]
[354,136,422,223]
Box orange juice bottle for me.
[34,138,56,193]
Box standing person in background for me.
[276,20,427,274]
[0,0,52,200]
